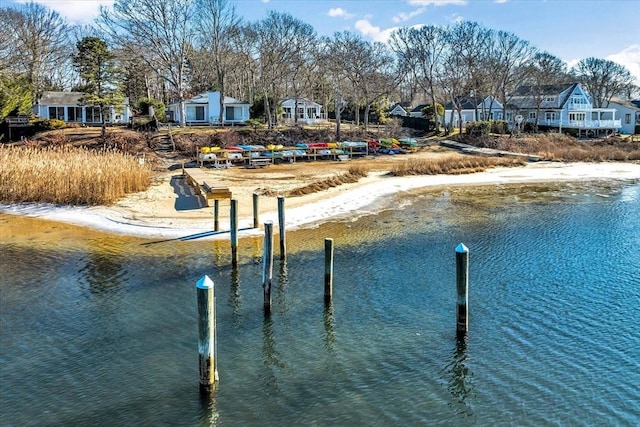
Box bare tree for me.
[485,30,535,119]
[522,51,568,131]
[194,0,242,124]
[1,1,70,101]
[390,25,447,131]
[247,11,316,127]
[100,0,196,127]
[572,57,636,107]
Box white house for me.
[605,97,640,135]
[168,91,250,125]
[33,91,131,124]
[388,103,409,117]
[506,83,621,136]
[444,95,504,126]
[281,97,323,124]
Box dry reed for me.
[0,145,152,205]
[390,156,527,176]
[261,165,369,197]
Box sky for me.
[5,0,640,84]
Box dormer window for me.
[544,96,555,102]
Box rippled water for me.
[1,180,639,426]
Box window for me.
[48,106,64,120]
[528,112,536,120]
[625,113,631,124]
[545,112,557,121]
[544,96,555,102]
[186,106,205,121]
[67,106,82,122]
[569,112,586,122]
[86,107,101,123]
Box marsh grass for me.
[463,134,640,162]
[0,145,152,205]
[390,156,526,176]
[260,166,369,197]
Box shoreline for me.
[2,161,639,240]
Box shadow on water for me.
[79,241,127,299]
[444,336,476,418]
[171,174,207,211]
[140,227,254,246]
[230,266,242,329]
[262,313,285,395]
[275,260,289,314]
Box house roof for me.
[38,91,83,105]
[443,96,480,110]
[410,104,430,113]
[389,103,407,112]
[37,91,130,106]
[608,97,640,110]
[282,97,321,107]
[631,100,640,109]
[181,91,250,106]
[508,83,579,110]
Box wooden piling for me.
[277,196,286,260]
[455,243,469,336]
[230,199,238,267]
[213,199,220,232]
[196,275,218,390]
[253,193,259,229]
[324,238,334,302]
[262,221,274,313]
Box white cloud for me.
[328,7,355,19]
[16,0,115,24]
[445,13,464,24]
[494,0,509,3]
[354,19,399,43]
[408,0,467,5]
[607,44,640,85]
[393,7,426,23]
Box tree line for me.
[1,0,637,138]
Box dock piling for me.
[263,221,274,313]
[456,243,469,336]
[230,199,238,267]
[196,275,218,391]
[324,238,334,302]
[253,193,259,229]
[277,196,286,260]
[214,199,220,232]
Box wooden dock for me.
[184,168,232,206]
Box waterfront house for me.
[281,97,323,124]
[388,103,409,117]
[604,97,640,135]
[506,83,621,136]
[167,91,250,125]
[33,91,131,125]
[444,95,504,127]
[409,104,430,118]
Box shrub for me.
[490,120,509,134]
[465,121,491,137]
[31,118,66,131]
[136,98,165,121]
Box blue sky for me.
[6,0,640,83]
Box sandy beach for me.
[2,150,639,240]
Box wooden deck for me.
[184,168,232,206]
